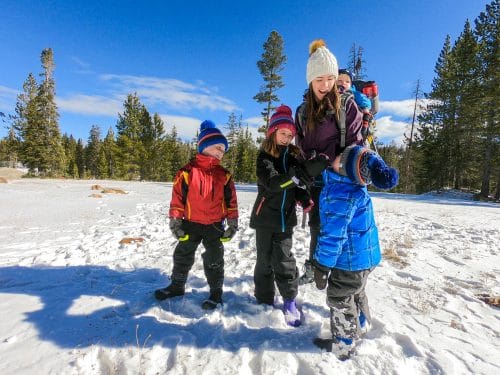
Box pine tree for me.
[237,126,258,183]
[86,125,102,178]
[149,113,166,181]
[14,73,40,174]
[75,139,85,178]
[223,113,241,176]
[62,134,78,178]
[475,0,499,199]
[348,43,366,79]
[5,126,21,167]
[415,36,455,191]
[116,93,145,179]
[443,21,480,190]
[101,127,119,179]
[253,30,287,130]
[37,48,64,176]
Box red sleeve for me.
[224,174,238,219]
[169,169,189,219]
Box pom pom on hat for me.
[309,39,327,55]
[339,145,399,190]
[197,120,228,154]
[267,105,296,137]
[306,39,339,85]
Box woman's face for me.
[274,128,294,146]
[311,74,336,101]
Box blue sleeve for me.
[351,85,372,111]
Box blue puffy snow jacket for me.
[314,169,381,271]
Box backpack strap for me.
[339,92,353,149]
[295,102,306,139]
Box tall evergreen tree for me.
[415,36,455,191]
[62,134,79,178]
[14,73,40,173]
[223,113,241,176]
[475,0,499,198]
[101,127,119,179]
[149,113,166,181]
[446,21,481,189]
[253,30,287,130]
[116,93,145,179]
[75,139,85,178]
[37,48,64,175]
[86,125,102,178]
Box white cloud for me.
[379,98,434,118]
[379,99,415,118]
[373,115,412,146]
[244,116,263,127]
[101,74,240,113]
[56,94,123,116]
[0,85,18,112]
[70,56,93,74]
[160,114,201,140]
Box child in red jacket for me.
[154,120,238,310]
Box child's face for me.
[275,128,294,146]
[311,74,336,101]
[337,73,352,91]
[202,143,226,160]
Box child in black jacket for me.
[249,105,313,327]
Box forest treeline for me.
[0,1,498,199]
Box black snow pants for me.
[254,228,299,304]
[170,220,225,292]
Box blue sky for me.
[0,0,491,145]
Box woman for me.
[295,39,363,285]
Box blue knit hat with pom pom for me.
[197,120,228,154]
[339,145,399,190]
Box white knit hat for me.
[306,39,339,85]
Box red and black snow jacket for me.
[169,153,238,225]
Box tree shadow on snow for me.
[0,265,327,353]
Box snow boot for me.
[359,311,371,334]
[154,283,185,301]
[298,260,314,285]
[283,299,301,327]
[202,289,223,310]
[313,336,355,360]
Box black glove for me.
[303,153,330,178]
[312,260,330,290]
[169,218,188,241]
[289,165,313,189]
[221,218,238,242]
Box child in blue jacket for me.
[312,144,398,358]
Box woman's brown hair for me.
[305,82,341,133]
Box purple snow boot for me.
[283,299,301,327]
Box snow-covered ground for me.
[0,179,499,375]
